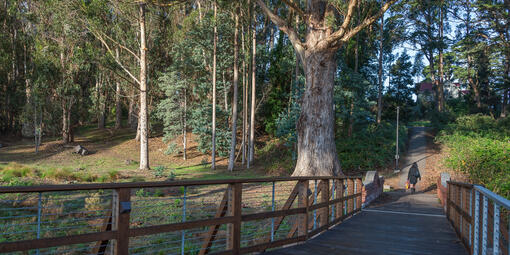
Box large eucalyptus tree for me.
[256,0,397,176]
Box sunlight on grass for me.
[0,162,121,185]
[407,120,431,127]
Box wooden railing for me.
[447,181,510,255]
[0,176,363,254]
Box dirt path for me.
[398,127,429,189]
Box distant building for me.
[417,81,467,102]
[417,82,434,103]
[444,82,462,99]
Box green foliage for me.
[153,166,166,178]
[274,84,303,159]
[428,110,456,130]
[189,105,231,157]
[156,71,189,155]
[437,115,510,199]
[337,122,408,171]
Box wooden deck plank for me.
[264,193,468,255]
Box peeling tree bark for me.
[293,50,342,176]
[256,0,396,176]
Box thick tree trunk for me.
[211,2,217,169]
[292,50,342,177]
[139,3,149,170]
[248,3,256,167]
[228,12,239,172]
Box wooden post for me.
[348,179,354,214]
[335,179,344,220]
[319,180,329,227]
[114,188,130,255]
[227,183,242,254]
[446,182,451,222]
[356,178,362,210]
[297,180,309,239]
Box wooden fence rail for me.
[0,176,363,255]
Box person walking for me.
[407,162,421,193]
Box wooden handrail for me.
[0,176,364,254]
[0,176,362,193]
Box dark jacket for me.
[408,164,421,184]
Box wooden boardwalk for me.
[265,192,468,255]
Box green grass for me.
[0,162,121,185]
[407,120,431,127]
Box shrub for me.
[437,115,510,199]
[337,122,408,172]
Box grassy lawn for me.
[0,126,270,186]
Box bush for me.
[437,115,510,199]
[428,110,456,130]
[337,122,408,172]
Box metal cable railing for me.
[447,181,510,255]
[0,176,363,255]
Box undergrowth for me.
[437,114,510,199]
[337,122,408,172]
[0,162,120,186]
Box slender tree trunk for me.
[62,102,70,143]
[464,6,481,110]
[115,48,122,129]
[292,50,342,176]
[502,53,510,118]
[183,88,187,160]
[248,3,256,167]
[139,2,149,170]
[211,1,217,169]
[97,77,106,129]
[377,11,383,124]
[438,2,445,112]
[223,71,228,111]
[23,43,33,137]
[241,24,247,165]
[268,26,275,50]
[467,57,481,109]
[128,88,137,129]
[228,11,239,172]
[502,89,508,118]
[34,103,40,153]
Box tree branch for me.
[255,0,305,64]
[326,0,398,49]
[90,30,142,86]
[280,0,305,18]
